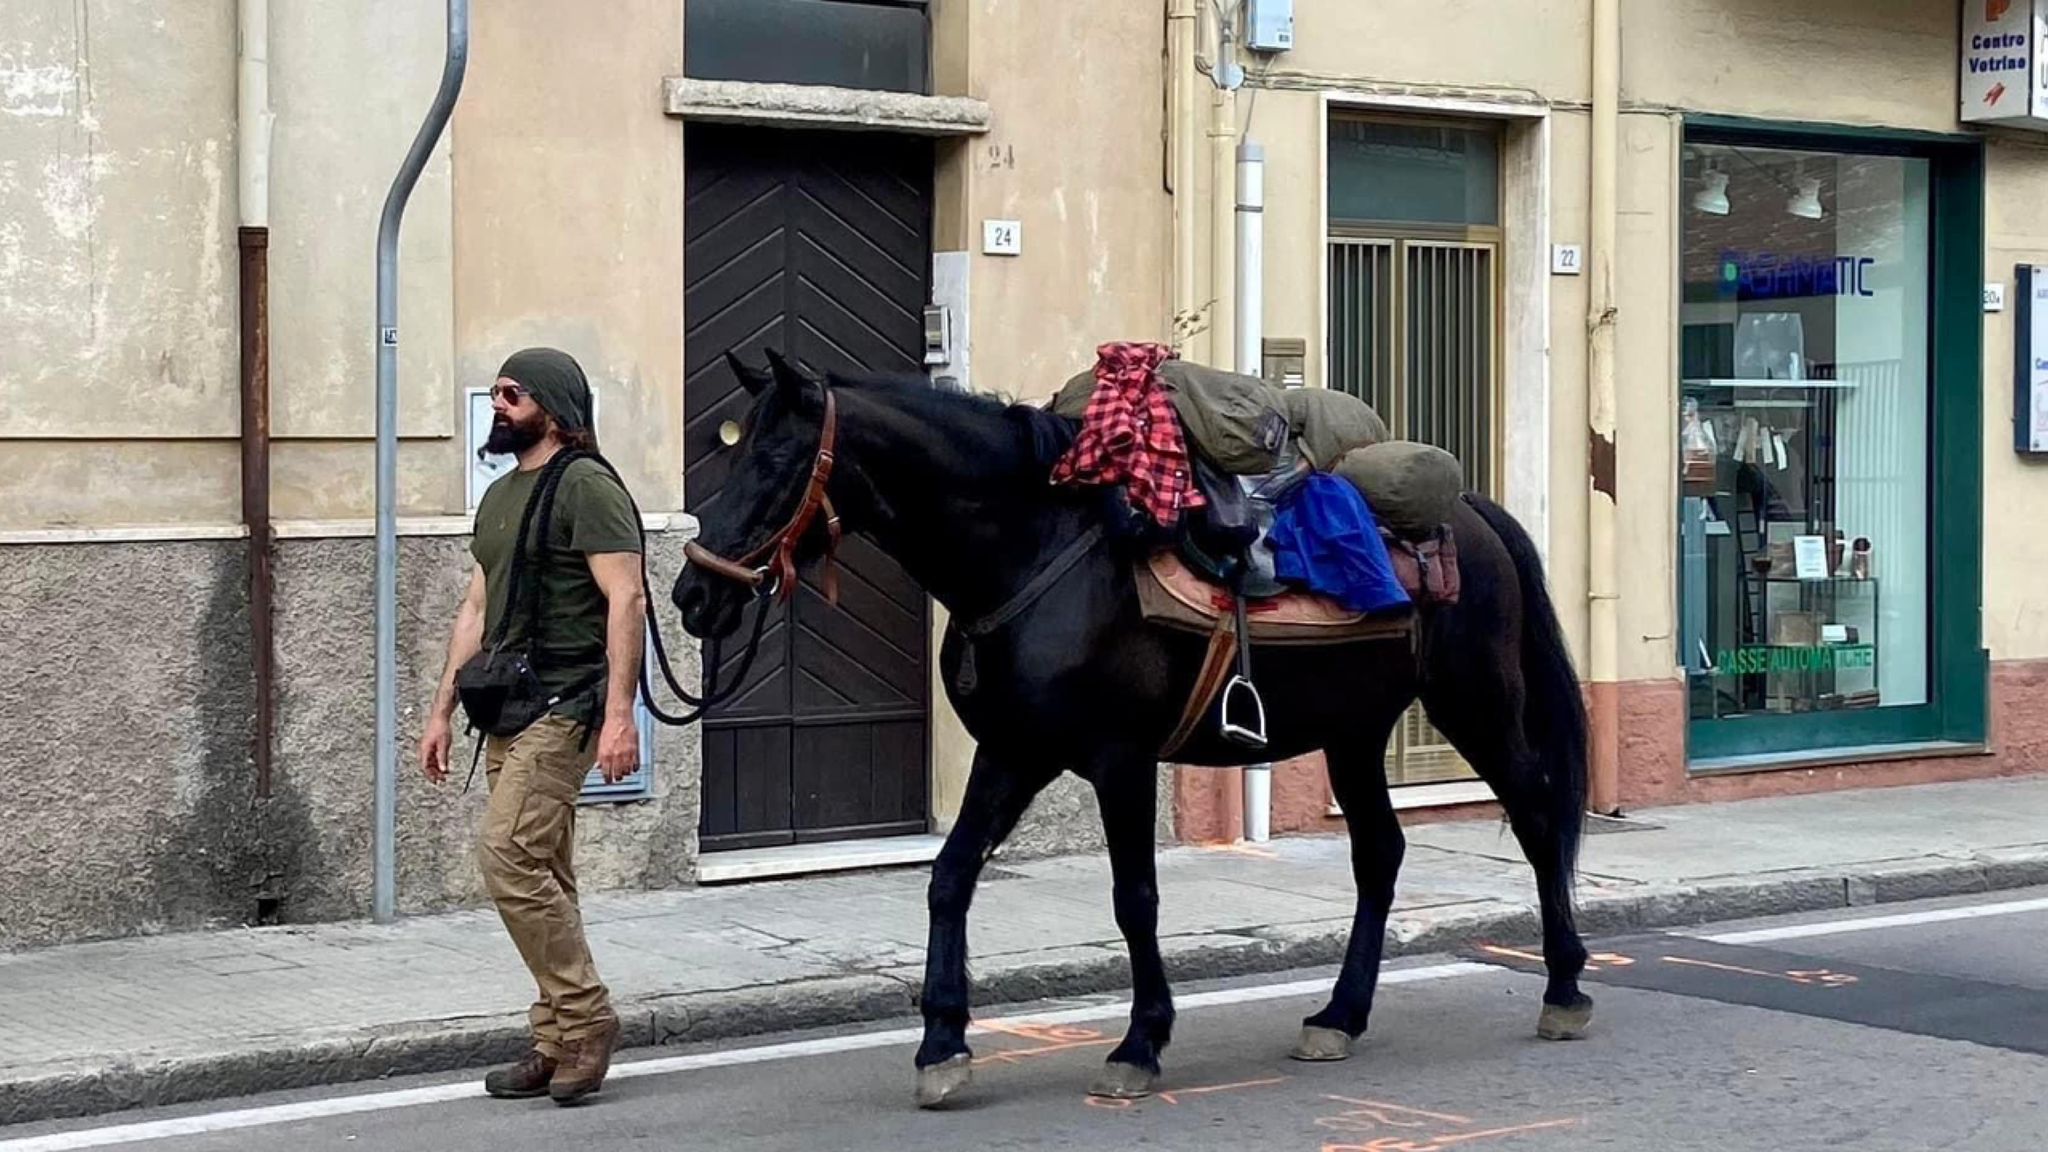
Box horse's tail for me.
[1464,493,1589,890]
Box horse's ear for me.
[764,349,821,409]
[724,350,770,396]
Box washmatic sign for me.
[2013,265,2048,455]
[1963,0,2048,127]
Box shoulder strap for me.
[483,450,585,652]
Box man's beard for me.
[483,411,545,457]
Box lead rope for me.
[571,453,780,728]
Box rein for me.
[949,521,1107,696]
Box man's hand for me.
[586,549,647,786]
[595,713,639,783]
[421,715,453,785]
[423,564,486,786]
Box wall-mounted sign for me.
[982,219,1021,256]
[2013,265,2048,454]
[1963,0,2048,129]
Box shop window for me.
[685,0,930,95]
[1677,121,1985,763]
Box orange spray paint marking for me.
[1322,1117,1580,1151]
[1663,956,1860,987]
[1476,944,1547,966]
[1316,1096,1472,1132]
[971,1019,1115,1066]
[1203,842,1280,860]
[1157,1076,1288,1105]
[1478,944,1633,972]
[1083,1076,1287,1111]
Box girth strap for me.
[1158,613,1240,762]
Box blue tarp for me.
[1270,472,1410,614]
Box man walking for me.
[419,347,645,1105]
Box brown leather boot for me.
[549,1017,621,1105]
[483,1049,557,1099]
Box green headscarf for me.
[497,347,594,435]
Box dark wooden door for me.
[683,123,933,851]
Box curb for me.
[6,850,2047,1129]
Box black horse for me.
[672,350,1592,1108]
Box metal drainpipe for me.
[237,0,274,801]
[1586,0,1622,815]
[1236,138,1270,843]
[1169,0,1198,343]
[374,0,469,923]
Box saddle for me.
[1142,520,1463,762]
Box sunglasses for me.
[491,382,530,404]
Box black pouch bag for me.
[455,450,587,738]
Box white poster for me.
[1963,0,2039,123]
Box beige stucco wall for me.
[1,0,682,530]
[451,0,686,519]
[1,2,241,529]
[1981,138,2048,662]
[2,0,238,443]
[267,0,453,449]
[926,0,1175,826]
[1624,0,1958,134]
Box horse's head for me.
[674,350,843,640]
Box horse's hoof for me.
[1087,1061,1158,1100]
[1537,995,1594,1041]
[915,1054,974,1109]
[1289,1025,1354,1062]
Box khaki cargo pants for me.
[480,712,616,1058]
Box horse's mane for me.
[822,366,1079,482]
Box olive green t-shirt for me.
[470,455,643,719]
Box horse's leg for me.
[1292,705,1410,1062]
[1085,747,1174,1100]
[1421,677,1593,1040]
[914,750,1055,1108]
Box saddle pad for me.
[1135,550,1414,647]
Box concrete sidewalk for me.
[6,775,2048,1127]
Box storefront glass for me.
[1679,139,1937,740]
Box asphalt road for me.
[8,888,2048,1152]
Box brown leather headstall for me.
[683,389,842,607]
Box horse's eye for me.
[719,420,743,447]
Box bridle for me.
[682,387,843,608]
[636,386,842,730]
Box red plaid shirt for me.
[1050,342,1204,527]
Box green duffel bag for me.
[1282,387,1390,470]
[1049,358,1290,475]
[1155,360,1289,474]
[1333,440,1467,539]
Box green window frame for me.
[1678,114,1987,767]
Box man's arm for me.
[421,563,488,783]
[586,550,646,783]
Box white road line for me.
[0,962,1493,1152]
[1695,894,2048,946]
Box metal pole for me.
[1234,139,1263,378]
[1234,136,1271,844]
[374,0,468,923]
